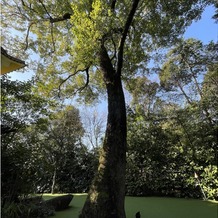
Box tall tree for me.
[160,39,217,124]
[25,105,85,194]
[1,76,52,204]
[48,106,84,194]
[1,1,213,217]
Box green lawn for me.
[43,194,218,218]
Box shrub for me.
[1,202,20,218]
[1,199,55,218]
[201,165,218,200]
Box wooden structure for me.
[1,47,26,74]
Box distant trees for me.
[15,104,98,195]
[125,39,218,200]
[1,76,98,207]
[28,106,98,194]
[126,100,217,199]
[40,106,85,194]
[1,75,52,204]
[82,108,106,149]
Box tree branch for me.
[58,67,90,98]
[38,0,72,24]
[20,0,72,23]
[50,13,72,23]
[24,21,36,51]
[116,0,140,75]
[38,0,53,20]
[74,67,90,94]
[58,71,79,98]
[111,0,117,11]
[24,15,71,51]
[21,0,39,15]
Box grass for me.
[42,194,218,218]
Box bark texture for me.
[79,46,127,218]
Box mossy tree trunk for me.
[79,46,127,218]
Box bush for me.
[19,202,55,218]
[1,202,20,218]
[44,194,74,211]
[1,198,55,218]
[200,165,218,200]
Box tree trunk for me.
[51,167,57,194]
[79,46,127,218]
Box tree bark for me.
[79,46,127,218]
[51,167,57,194]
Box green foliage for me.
[56,147,99,193]
[1,75,97,200]
[1,197,55,218]
[20,104,98,194]
[1,202,21,218]
[200,165,218,200]
[126,105,217,198]
[202,166,218,200]
[125,40,217,200]
[70,0,112,66]
[1,76,98,217]
[1,0,213,101]
[160,39,217,105]
[126,76,159,116]
[1,76,54,204]
[1,76,50,132]
[1,3,217,215]
[126,113,193,197]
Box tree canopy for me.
[1,0,214,100]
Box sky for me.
[184,6,217,42]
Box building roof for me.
[1,47,26,74]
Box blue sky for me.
[185,6,217,42]
[8,6,217,82]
